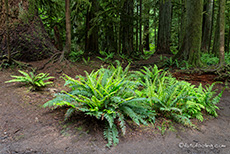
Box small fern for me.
[5,70,54,91]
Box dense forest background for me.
[0,0,230,68]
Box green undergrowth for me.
[43,62,224,147]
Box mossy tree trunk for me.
[175,0,203,66]
[218,0,225,66]
[0,0,56,62]
[186,0,203,66]
[156,0,172,54]
[201,0,213,53]
[178,0,186,52]
[212,0,225,67]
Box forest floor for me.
[0,57,229,154]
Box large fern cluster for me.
[134,66,224,126]
[43,64,152,147]
[43,64,224,147]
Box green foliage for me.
[134,65,223,126]
[201,52,230,66]
[201,53,219,66]
[69,50,84,62]
[193,83,224,117]
[82,57,91,65]
[118,53,133,63]
[5,70,54,91]
[43,63,223,146]
[97,51,114,63]
[43,64,151,147]
[162,57,191,70]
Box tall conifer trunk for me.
[121,0,134,55]
[186,0,203,66]
[156,0,172,54]
[85,0,99,54]
[174,0,203,67]
[201,0,213,52]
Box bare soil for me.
[0,59,229,154]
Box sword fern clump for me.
[43,64,152,147]
[5,70,54,91]
[134,65,224,126]
[43,63,224,146]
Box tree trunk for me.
[178,0,186,52]
[226,23,230,53]
[219,0,225,66]
[186,0,203,66]
[175,0,203,66]
[143,4,150,51]
[65,0,71,55]
[85,0,99,55]
[136,2,139,52]
[121,0,134,55]
[4,0,11,62]
[212,0,225,61]
[153,5,157,50]
[201,0,213,52]
[225,8,230,53]
[208,0,215,53]
[139,0,143,53]
[156,0,172,54]
[0,0,56,62]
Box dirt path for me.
[0,70,229,154]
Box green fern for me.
[43,64,150,147]
[5,70,54,91]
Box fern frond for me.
[64,108,76,121]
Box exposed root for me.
[38,52,62,70]
[37,51,72,74]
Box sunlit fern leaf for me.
[117,112,126,135]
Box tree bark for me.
[65,0,71,55]
[4,0,11,62]
[178,0,186,52]
[212,0,225,64]
[208,0,215,53]
[175,0,203,66]
[219,0,225,66]
[139,0,143,53]
[156,0,172,54]
[186,0,203,66]
[143,5,150,51]
[85,0,99,54]
[201,0,213,52]
[121,0,134,55]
